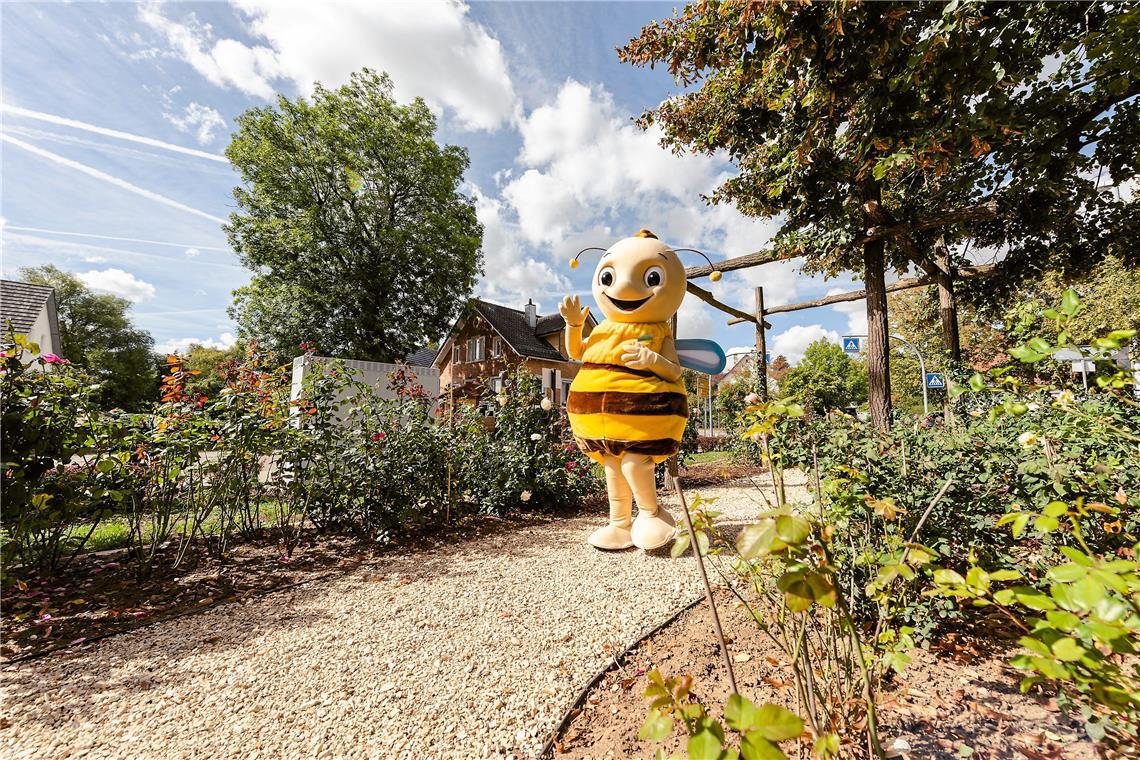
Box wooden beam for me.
[685,248,785,280]
[858,200,999,245]
[725,264,995,324]
[685,280,770,327]
[685,200,999,280]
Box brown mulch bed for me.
[552,589,1096,760]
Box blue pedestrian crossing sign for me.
[925,372,946,389]
[842,337,862,354]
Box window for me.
[492,337,502,357]
[491,376,504,393]
[452,344,461,365]
[466,336,485,362]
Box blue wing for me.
[675,339,726,375]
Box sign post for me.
[925,372,946,390]
[841,334,930,416]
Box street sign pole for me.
[842,334,929,417]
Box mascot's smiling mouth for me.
[604,293,652,312]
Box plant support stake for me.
[667,457,738,695]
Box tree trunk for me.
[934,236,961,365]
[864,239,892,431]
[755,287,768,401]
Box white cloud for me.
[771,324,839,365]
[828,289,868,335]
[163,102,227,145]
[676,297,714,340]
[77,268,157,302]
[503,80,725,247]
[184,247,201,258]
[471,189,570,308]
[139,0,518,131]
[155,332,236,355]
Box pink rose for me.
[42,354,69,365]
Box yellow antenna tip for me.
[710,270,723,282]
[569,258,579,269]
[634,228,658,239]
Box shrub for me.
[1,333,135,571]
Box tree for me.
[768,355,791,384]
[780,340,868,415]
[225,69,483,360]
[19,265,156,411]
[621,1,1138,429]
[182,342,245,398]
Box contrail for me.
[1,104,229,163]
[5,225,230,252]
[2,232,245,272]
[1,134,228,226]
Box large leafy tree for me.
[20,265,156,411]
[780,340,868,414]
[225,69,483,360]
[621,1,1138,428]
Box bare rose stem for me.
[667,457,738,695]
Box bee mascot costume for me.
[561,229,723,552]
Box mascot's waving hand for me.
[561,229,724,552]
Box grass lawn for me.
[63,501,289,555]
[687,450,731,464]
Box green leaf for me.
[1060,288,1081,316]
[751,703,804,741]
[639,708,674,741]
[1050,637,1085,662]
[687,721,726,760]
[1048,563,1087,582]
[774,515,810,545]
[671,533,691,558]
[737,520,782,559]
[725,693,763,732]
[1043,501,1068,518]
[741,733,786,760]
[933,568,966,586]
[1068,576,1106,609]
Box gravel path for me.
[2,472,808,759]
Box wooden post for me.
[755,287,768,402]
[864,239,893,431]
[934,236,961,365]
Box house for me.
[0,279,63,365]
[433,298,597,405]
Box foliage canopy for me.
[225,69,483,360]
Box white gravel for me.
[1,472,808,759]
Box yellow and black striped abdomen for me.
[567,321,688,464]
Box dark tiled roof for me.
[1,280,55,333]
[405,346,439,367]
[473,300,566,361]
[534,313,566,336]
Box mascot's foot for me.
[631,509,677,551]
[588,523,634,550]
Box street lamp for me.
[841,334,930,417]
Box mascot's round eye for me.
[644,266,665,288]
[598,266,615,287]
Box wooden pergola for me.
[681,201,1000,417]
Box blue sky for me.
[1,1,867,362]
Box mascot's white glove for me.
[620,341,659,370]
[559,295,590,327]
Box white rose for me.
[520,490,532,502]
[1018,431,1039,448]
[1056,390,1075,406]
[497,394,509,406]
[530,433,542,441]
[540,397,553,411]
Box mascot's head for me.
[571,229,721,324]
